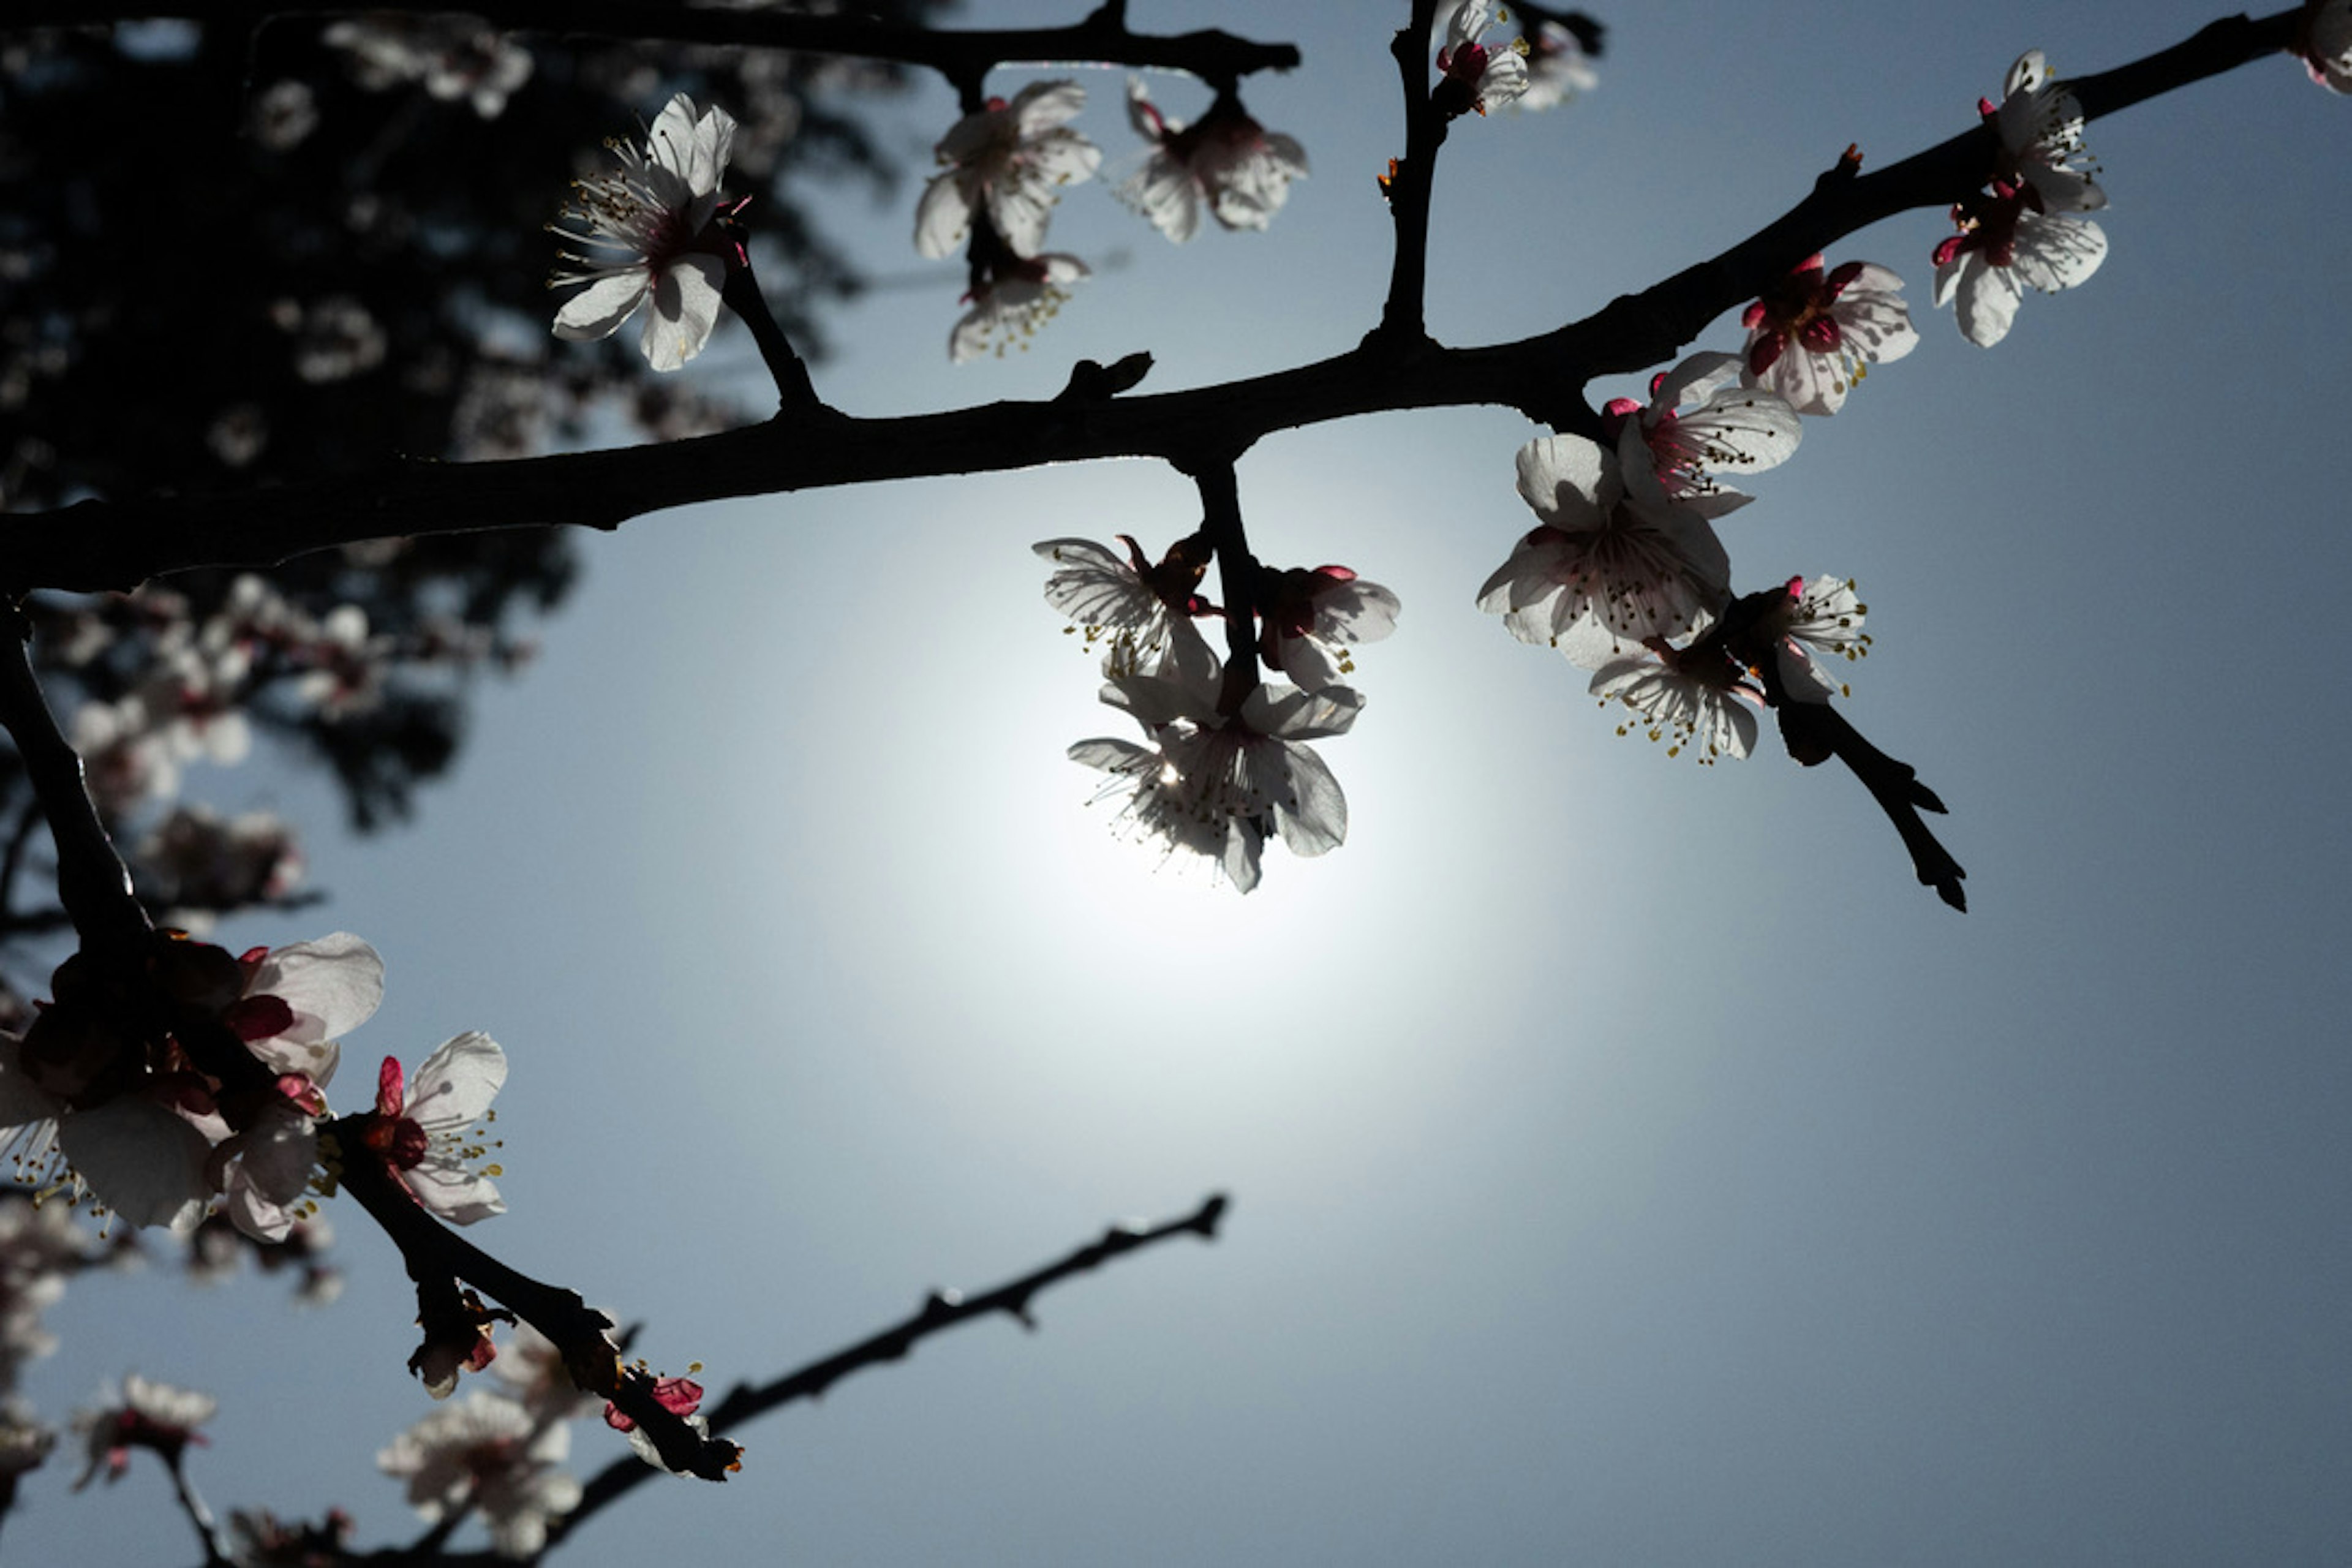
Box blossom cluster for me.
[1039,533,1398,891]
[0,930,507,1246]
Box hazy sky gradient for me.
[15,4,2349,1564]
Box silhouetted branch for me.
[11,9,2301,597]
[0,610,148,952]
[6,0,1303,89]
[1374,0,1447,349]
[543,1193,1230,1551]
[328,1114,744,1483]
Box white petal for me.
[251,933,384,1048]
[913,171,973,258]
[409,1032,506,1133]
[639,254,726,372]
[1514,435,1612,530]
[552,274,647,342]
[2010,212,2107,292]
[59,1101,213,1234]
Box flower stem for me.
[720,257,821,412]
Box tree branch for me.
[10,8,2301,597]
[1374,0,1447,349]
[542,1193,1230,1551]
[6,0,1303,87]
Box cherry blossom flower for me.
[1601,353,1801,513]
[914,81,1101,260]
[1739,256,1919,415]
[72,1373,214,1488]
[359,1032,508,1225]
[138,806,304,927]
[1517,18,1600,111]
[1741,575,1871,703]
[950,250,1088,363]
[549,94,741,372]
[1120,77,1308,242]
[1035,534,1217,679]
[379,1391,581,1558]
[1589,638,1761,764]
[2301,0,2352,91]
[1256,565,1401,692]
[1069,657,1361,892]
[1477,426,1732,666]
[1932,178,2106,347]
[1435,1,1530,117]
[1985,51,2105,214]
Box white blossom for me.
[364,1033,507,1225]
[1932,179,2106,348]
[914,81,1100,260]
[1069,657,1360,892]
[1517,19,1600,112]
[1589,640,1762,764]
[1989,50,2105,214]
[1436,1,1529,116]
[378,1392,579,1558]
[949,252,1088,363]
[1035,535,1216,679]
[1477,426,1732,666]
[550,95,739,372]
[1605,352,1800,513]
[72,1374,214,1488]
[1120,77,1307,243]
[1738,256,1919,416]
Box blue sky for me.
[14,4,2350,1564]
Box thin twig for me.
[1373,0,1447,349]
[543,1193,1230,1550]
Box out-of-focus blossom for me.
[950,249,1088,363]
[247,80,318,151]
[2300,0,2352,90]
[1435,1,1529,117]
[915,81,1100,260]
[359,1032,507,1225]
[271,295,386,384]
[550,95,740,372]
[492,1321,601,1425]
[325,17,533,118]
[379,1392,580,1559]
[1932,179,2106,347]
[1517,17,1600,111]
[72,1373,214,1488]
[1477,427,1732,666]
[1589,638,1761,764]
[227,1507,355,1566]
[1602,353,1800,513]
[1256,566,1401,692]
[1035,533,1216,679]
[0,1197,86,1390]
[138,806,304,928]
[1069,657,1360,892]
[1739,255,1918,415]
[1120,77,1307,242]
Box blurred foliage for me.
[0,6,946,957]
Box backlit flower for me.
[1035,534,1216,679]
[1589,638,1760,764]
[1986,50,2104,213]
[915,81,1100,260]
[1749,575,1871,703]
[1602,353,1800,513]
[549,94,740,372]
[360,1033,507,1225]
[1069,657,1360,892]
[1739,256,1919,415]
[1120,77,1308,242]
[1435,1,1529,117]
[1256,565,1401,692]
[1477,426,1732,666]
[950,250,1088,363]
[1932,178,2106,347]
